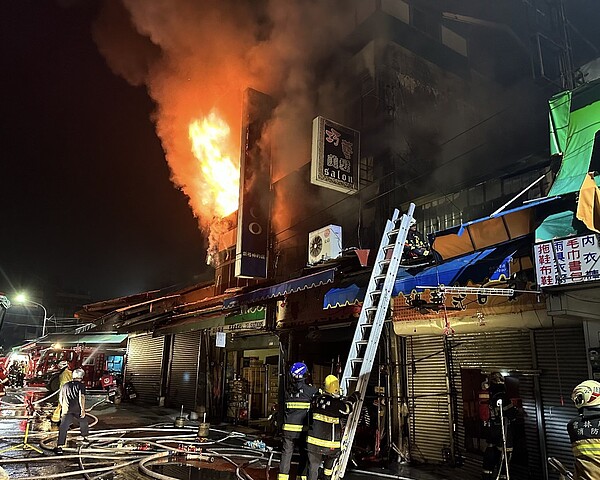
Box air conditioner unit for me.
[308,225,342,264]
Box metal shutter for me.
[169,331,201,412]
[450,330,541,479]
[534,325,587,479]
[126,334,165,405]
[406,335,451,463]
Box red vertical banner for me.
[235,89,275,278]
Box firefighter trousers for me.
[307,447,339,480]
[279,435,309,480]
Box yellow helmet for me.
[324,375,340,395]
[572,380,600,408]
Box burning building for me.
[79,1,600,478]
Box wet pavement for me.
[0,387,477,480]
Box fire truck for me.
[32,344,106,391]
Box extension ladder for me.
[333,203,415,480]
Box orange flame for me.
[188,111,239,219]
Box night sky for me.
[0,1,210,301]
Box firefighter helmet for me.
[72,368,85,380]
[290,362,308,379]
[324,375,340,395]
[489,372,505,385]
[409,218,417,227]
[58,361,69,369]
[572,380,600,409]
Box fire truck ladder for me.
[334,203,415,480]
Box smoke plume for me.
[92,0,354,259]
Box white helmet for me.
[58,361,69,369]
[572,380,600,408]
[72,368,85,380]
[409,218,417,227]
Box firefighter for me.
[482,372,517,480]
[404,218,430,260]
[55,368,89,454]
[567,380,600,479]
[0,366,8,397]
[51,361,73,423]
[307,375,358,480]
[279,362,319,480]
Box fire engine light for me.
[52,343,62,350]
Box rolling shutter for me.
[406,335,451,463]
[535,325,587,478]
[168,331,201,412]
[126,334,165,405]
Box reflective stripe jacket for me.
[282,379,318,438]
[568,410,600,480]
[307,392,353,451]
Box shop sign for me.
[534,234,600,287]
[235,88,274,279]
[215,332,226,347]
[210,318,266,335]
[392,283,543,324]
[311,116,359,194]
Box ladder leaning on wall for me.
[333,203,415,480]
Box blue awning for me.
[223,268,336,309]
[393,246,514,296]
[323,284,366,309]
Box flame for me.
[188,111,239,219]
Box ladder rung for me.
[356,340,368,346]
[383,244,395,251]
[370,290,381,297]
[374,274,386,282]
[388,228,400,237]
[379,258,391,266]
[347,377,358,382]
[350,358,363,364]
[365,307,378,314]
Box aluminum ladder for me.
[333,203,415,480]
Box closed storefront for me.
[126,334,166,405]
[534,326,587,478]
[168,331,202,412]
[405,335,451,463]
[403,325,589,480]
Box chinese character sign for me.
[534,234,600,287]
[311,116,360,194]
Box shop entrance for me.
[460,368,529,470]
[225,347,279,425]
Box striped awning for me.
[223,268,336,309]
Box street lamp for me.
[14,293,49,337]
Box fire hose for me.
[0,414,276,480]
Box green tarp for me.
[548,79,600,196]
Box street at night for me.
[2,1,600,479]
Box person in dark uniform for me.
[403,218,430,262]
[568,380,600,479]
[55,368,89,454]
[278,362,319,480]
[307,375,358,480]
[482,372,517,480]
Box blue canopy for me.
[223,268,336,309]
[392,247,513,296]
[323,284,366,309]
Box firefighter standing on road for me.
[279,362,319,480]
[55,368,89,454]
[52,361,73,423]
[307,375,358,480]
[568,380,600,479]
